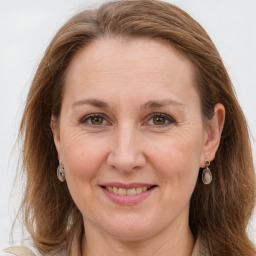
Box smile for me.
[100,184,157,205]
[104,186,154,196]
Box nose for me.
[107,124,146,172]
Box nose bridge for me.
[107,122,145,172]
[117,123,137,158]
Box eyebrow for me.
[71,98,186,109]
[142,99,186,109]
[72,99,110,109]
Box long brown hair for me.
[18,0,256,255]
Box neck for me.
[81,220,195,256]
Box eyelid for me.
[79,112,175,127]
[145,112,176,126]
[80,113,110,126]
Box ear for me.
[200,103,225,167]
[51,115,62,160]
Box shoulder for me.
[192,236,210,256]
[0,244,65,256]
[0,249,13,256]
[0,245,39,256]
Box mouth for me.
[100,183,157,205]
[101,185,157,196]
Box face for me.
[53,37,209,240]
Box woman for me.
[1,0,255,255]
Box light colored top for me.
[0,237,208,256]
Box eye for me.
[90,116,104,125]
[152,116,166,125]
[80,114,108,126]
[147,113,175,127]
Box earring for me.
[57,161,66,182]
[202,159,212,185]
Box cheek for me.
[149,128,204,186]
[60,132,109,217]
[61,131,107,182]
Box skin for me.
[52,37,225,256]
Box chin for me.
[106,227,155,242]
[96,214,161,241]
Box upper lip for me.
[100,182,156,189]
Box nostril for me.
[107,152,146,173]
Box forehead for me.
[63,37,198,106]
[66,36,193,76]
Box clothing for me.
[192,237,209,256]
[0,237,208,256]
[0,245,39,256]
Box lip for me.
[100,182,155,189]
[100,183,157,205]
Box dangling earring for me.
[202,159,212,185]
[57,161,66,182]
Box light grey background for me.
[0,0,255,248]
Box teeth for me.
[127,188,136,195]
[113,187,118,194]
[118,188,127,196]
[136,187,142,194]
[107,186,113,192]
[105,186,152,195]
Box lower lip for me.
[101,187,156,205]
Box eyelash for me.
[79,112,176,128]
[145,112,176,127]
[80,113,109,127]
